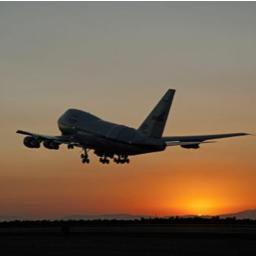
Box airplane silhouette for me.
[17,89,249,164]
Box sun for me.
[185,199,217,216]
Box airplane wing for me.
[16,130,80,147]
[163,133,249,149]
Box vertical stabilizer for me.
[138,89,175,138]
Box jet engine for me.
[43,140,60,150]
[181,144,200,149]
[23,136,41,148]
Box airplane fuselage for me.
[58,109,166,156]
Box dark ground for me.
[0,219,256,255]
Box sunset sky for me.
[1,2,256,219]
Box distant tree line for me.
[0,216,256,228]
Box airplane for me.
[16,89,249,164]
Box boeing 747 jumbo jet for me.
[17,89,249,164]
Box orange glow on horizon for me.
[179,198,223,216]
[1,156,255,219]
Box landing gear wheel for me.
[67,144,74,149]
[82,158,89,164]
[80,149,90,164]
[99,157,110,164]
[113,155,130,164]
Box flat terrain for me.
[1,223,256,256]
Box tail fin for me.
[138,89,175,138]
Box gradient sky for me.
[1,2,256,219]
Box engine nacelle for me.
[181,144,200,149]
[23,136,40,148]
[43,140,60,150]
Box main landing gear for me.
[80,149,90,164]
[67,144,74,149]
[80,150,130,164]
[99,156,110,164]
[113,155,130,164]
[99,155,129,164]
[95,152,130,164]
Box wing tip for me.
[240,132,251,136]
[16,130,30,135]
